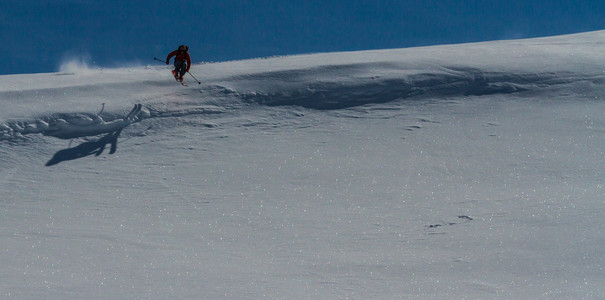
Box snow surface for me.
[1,31,605,299]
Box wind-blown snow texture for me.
[1,31,605,298]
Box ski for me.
[125,104,142,121]
[172,70,188,86]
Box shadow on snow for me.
[44,104,143,166]
[45,130,122,166]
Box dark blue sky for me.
[1,0,604,75]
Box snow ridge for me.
[2,31,605,142]
[0,105,142,141]
[235,67,600,109]
[1,66,603,141]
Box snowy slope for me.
[1,31,605,299]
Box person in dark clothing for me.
[166,45,191,82]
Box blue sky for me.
[1,0,604,75]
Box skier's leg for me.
[173,61,183,79]
[178,62,187,79]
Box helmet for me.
[179,45,189,51]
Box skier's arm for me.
[186,52,192,72]
[166,50,178,64]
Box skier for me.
[166,45,191,82]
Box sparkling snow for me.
[1,31,605,299]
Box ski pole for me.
[188,71,201,85]
[153,57,167,63]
